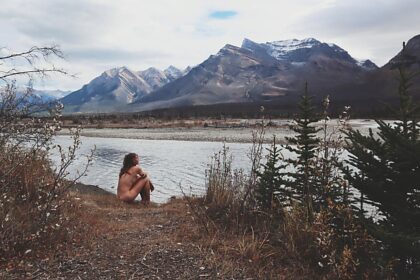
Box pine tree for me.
[344,66,420,274]
[285,82,320,223]
[256,136,288,212]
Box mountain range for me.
[61,66,190,112]
[15,88,71,104]
[61,35,420,114]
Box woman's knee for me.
[133,178,147,188]
[143,177,151,186]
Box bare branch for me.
[0,68,69,81]
[0,45,90,258]
[0,45,70,83]
[0,45,64,61]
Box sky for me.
[1,0,419,91]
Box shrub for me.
[0,144,82,258]
[0,46,92,260]
[311,202,382,279]
[312,96,351,209]
[204,144,247,230]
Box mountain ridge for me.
[61,35,420,114]
[61,65,188,113]
[128,37,380,112]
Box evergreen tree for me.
[256,136,288,212]
[344,66,420,275]
[285,82,320,223]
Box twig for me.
[179,184,215,234]
[29,269,42,280]
[34,263,50,275]
[138,249,158,273]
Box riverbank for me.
[57,119,379,143]
[0,183,275,279]
[1,183,218,279]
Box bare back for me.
[117,166,142,200]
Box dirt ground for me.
[0,185,251,280]
[1,180,332,280]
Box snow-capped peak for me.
[268,37,320,47]
[140,67,166,79]
[143,67,163,74]
[217,44,242,56]
[355,59,378,70]
[240,37,363,64]
[164,65,182,78]
[104,66,136,78]
[165,65,180,72]
[263,38,324,60]
[183,66,192,75]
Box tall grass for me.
[204,145,247,230]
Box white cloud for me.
[1,0,419,90]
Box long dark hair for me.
[119,153,138,178]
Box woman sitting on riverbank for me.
[117,153,154,204]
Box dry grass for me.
[185,194,389,279]
[0,139,392,279]
[185,142,392,279]
[0,146,96,265]
[175,207,319,279]
[1,173,385,279]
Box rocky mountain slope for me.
[331,34,420,109]
[128,37,379,112]
[15,88,70,104]
[61,66,188,113]
[62,35,420,114]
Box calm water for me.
[51,136,277,203]
[51,132,378,216]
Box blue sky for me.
[1,0,419,91]
[209,10,238,19]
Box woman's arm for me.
[137,167,147,178]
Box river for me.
[52,119,383,204]
[51,136,279,203]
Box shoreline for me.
[69,182,114,196]
[57,119,379,144]
[57,126,286,143]
[69,182,171,205]
[3,182,224,279]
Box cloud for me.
[1,0,419,90]
[209,10,238,20]
[299,0,420,36]
[67,48,169,64]
[295,0,420,64]
[0,0,115,45]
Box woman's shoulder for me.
[128,165,141,174]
